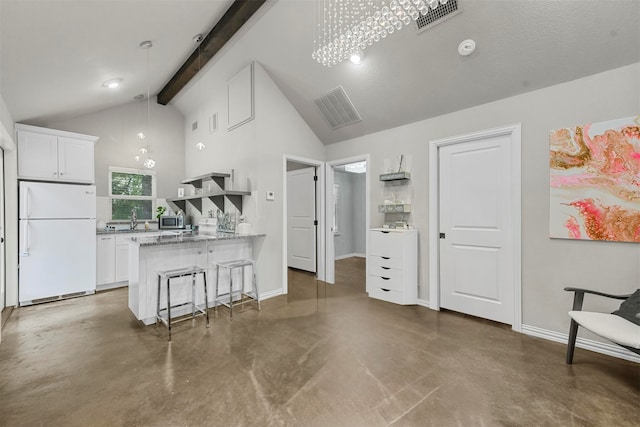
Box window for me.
[109,166,156,220]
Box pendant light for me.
[140,40,155,168]
[194,34,206,151]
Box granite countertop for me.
[129,231,265,247]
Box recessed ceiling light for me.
[349,51,364,65]
[102,78,122,89]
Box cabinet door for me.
[58,137,95,183]
[97,236,116,285]
[115,244,129,283]
[17,131,58,180]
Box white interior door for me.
[287,167,317,273]
[439,134,514,325]
[0,149,5,314]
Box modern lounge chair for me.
[564,287,640,364]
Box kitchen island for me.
[127,231,264,325]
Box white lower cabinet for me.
[97,236,116,285]
[97,232,160,288]
[367,228,417,305]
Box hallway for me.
[1,258,638,426]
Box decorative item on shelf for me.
[312,0,449,67]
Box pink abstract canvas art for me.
[549,115,640,243]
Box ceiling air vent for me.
[416,0,461,32]
[314,86,362,130]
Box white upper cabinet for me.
[17,124,97,184]
[57,136,95,183]
[17,131,58,180]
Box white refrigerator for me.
[19,181,96,305]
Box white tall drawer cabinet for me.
[367,228,418,305]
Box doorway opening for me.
[283,155,325,302]
[326,156,370,296]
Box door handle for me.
[22,221,30,256]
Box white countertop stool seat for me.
[156,266,209,341]
[214,259,260,319]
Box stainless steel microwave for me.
[158,215,184,229]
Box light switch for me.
[266,191,275,201]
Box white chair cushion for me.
[569,311,640,349]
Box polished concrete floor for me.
[1,257,638,426]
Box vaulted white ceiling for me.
[2,0,639,145]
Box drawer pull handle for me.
[381,266,390,270]
[381,277,390,280]
[381,231,390,234]
[381,288,390,292]
[381,256,390,260]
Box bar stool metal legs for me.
[214,259,260,319]
[156,266,209,341]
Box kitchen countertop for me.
[128,231,265,247]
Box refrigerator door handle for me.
[25,185,30,218]
[22,220,30,256]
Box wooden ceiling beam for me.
[156,0,267,105]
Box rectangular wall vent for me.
[314,86,362,130]
[416,0,461,32]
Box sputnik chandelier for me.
[313,0,449,67]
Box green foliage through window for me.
[111,172,153,196]
[111,199,153,220]
[109,168,155,220]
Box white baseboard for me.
[416,299,430,308]
[335,253,366,260]
[260,288,284,300]
[521,324,640,363]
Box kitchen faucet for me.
[131,209,138,230]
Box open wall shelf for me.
[167,172,250,214]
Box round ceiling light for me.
[458,39,476,56]
[349,51,364,65]
[102,78,122,89]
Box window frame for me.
[108,166,157,221]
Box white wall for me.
[0,93,18,308]
[48,99,185,199]
[177,61,325,296]
[326,63,640,340]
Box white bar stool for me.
[214,259,260,319]
[156,266,209,341]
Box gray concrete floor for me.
[1,258,638,426]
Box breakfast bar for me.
[127,232,264,325]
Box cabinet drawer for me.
[369,230,402,258]
[367,274,401,292]
[368,265,402,282]
[368,254,402,270]
[368,286,403,305]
